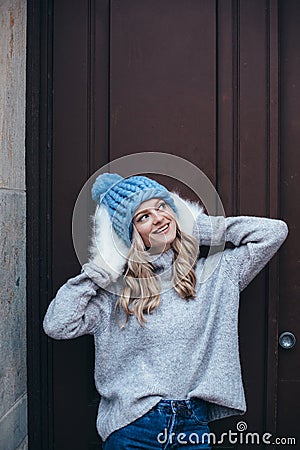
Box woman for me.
[43,173,289,449]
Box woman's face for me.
[132,198,177,252]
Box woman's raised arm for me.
[43,263,112,339]
[193,212,289,291]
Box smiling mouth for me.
[153,223,169,234]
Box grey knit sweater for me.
[43,212,288,441]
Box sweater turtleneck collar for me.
[147,248,175,275]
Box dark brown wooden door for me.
[30,1,299,449]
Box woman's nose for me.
[152,210,163,223]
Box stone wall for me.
[0,0,27,449]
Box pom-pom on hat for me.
[91,173,177,247]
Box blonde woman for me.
[43,173,288,449]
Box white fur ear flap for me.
[89,205,129,281]
[171,192,205,236]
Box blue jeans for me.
[103,398,211,449]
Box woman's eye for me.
[158,202,166,210]
[138,213,148,222]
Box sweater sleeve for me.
[193,212,289,292]
[43,262,113,339]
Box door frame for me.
[26,0,54,448]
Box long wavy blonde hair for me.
[114,218,199,328]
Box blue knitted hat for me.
[91,173,177,247]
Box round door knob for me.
[279,332,296,349]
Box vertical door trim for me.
[217,0,240,215]
[26,0,54,448]
[266,0,280,440]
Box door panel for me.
[277,0,300,440]
[51,1,109,449]
[110,0,217,181]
